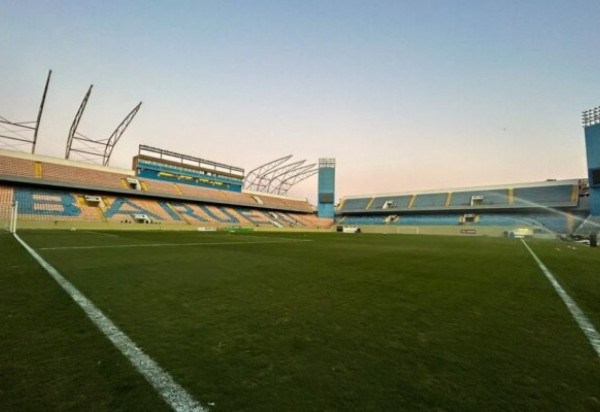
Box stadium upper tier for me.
[338,179,582,214]
[0,150,312,213]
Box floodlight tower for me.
[317,158,336,218]
[584,106,600,216]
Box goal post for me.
[0,201,18,234]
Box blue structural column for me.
[317,158,336,218]
[584,107,600,216]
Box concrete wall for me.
[11,219,334,233]
[356,225,508,236]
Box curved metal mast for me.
[0,70,52,153]
[65,83,142,166]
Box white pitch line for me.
[39,238,312,251]
[82,231,120,238]
[222,233,310,241]
[521,239,600,360]
[13,233,206,412]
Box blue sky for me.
[2,1,599,202]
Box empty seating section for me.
[42,162,128,189]
[513,185,574,206]
[147,180,311,212]
[342,197,372,211]
[291,214,332,228]
[141,178,181,195]
[476,214,531,226]
[449,190,509,206]
[0,185,13,204]
[283,199,310,212]
[14,187,102,222]
[259,195,312,213]
[411,193,447,208]
[176,183,290,210]
[103,196,186,224]
[0,154,313,213]
[477,213,568,233]
[336,212,573,230]
[527,214,570,234]
[0,155,35,178]
[338,182,579,216]
[251,194,286,209]
[369,195,412,210]
[6,186,322,228]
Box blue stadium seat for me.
[369,195,412,210]
[449,190,510,206]
[15,188,81,217]
[341,198,372,211]
[411,193,447,208]
[513,185,574,206]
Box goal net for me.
[0,201,17,234]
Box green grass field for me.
[1,230,600,411]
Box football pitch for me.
[1,230,600,411]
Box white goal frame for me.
[1,201,18,234]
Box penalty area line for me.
[13,233,206,412]
[521,239,600,361]
[39,238,312,251]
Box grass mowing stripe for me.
[82,231,120,238]
[12,233,206,412]
[522,239,600,360]
[38,238,312,250]
[222,233,311,241]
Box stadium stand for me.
[41,162,130,190]
[449,190,510,207]
[1,183,322,229]
[291,213,332,228]
[340,197,372,211]
[13,187,103,222]
[476,214,531,227]
[0,185,13,204]
[176,182,235,203]
[513,185,574,207]
[0,151,316,219]
[140,178,181,196]
[103,196,183,224]
[336,179,586,235]
[411,193,448,209]
[369,195,413,210]
[527,214,571,234]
